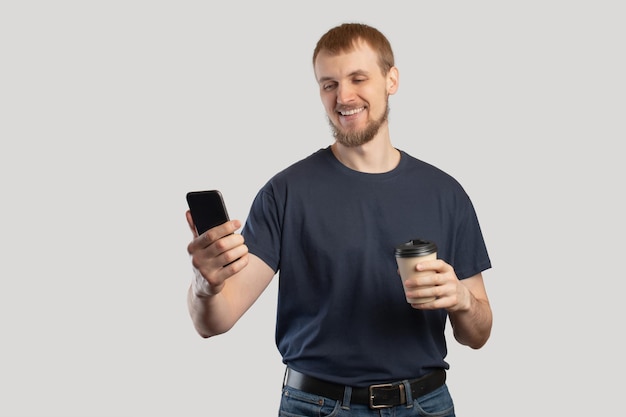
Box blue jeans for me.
[278,383,455,416]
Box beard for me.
[328,101,390,148]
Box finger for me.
[404,272,437,288]
[188,220,242,253]
[206,220,243,241]
[185,210,199,237]
[194,248,249,290]
[222,243,248,267]
[415,259,440,272]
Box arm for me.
[403,261,493,349]
[185,212,275,338]
[187,254,275,337]
[447,273,492,349]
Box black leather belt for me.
[284,368,446,409]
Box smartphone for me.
[186,190,230,235]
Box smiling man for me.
[185,23,493,416]
[316,38,395,150]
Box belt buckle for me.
[368,383,394,409]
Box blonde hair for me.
[312,23,395,75]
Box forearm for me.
[449,294,492,349]
[186,255,276,338]
[187,285,238,338]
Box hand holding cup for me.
[394,239,438,305]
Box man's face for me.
[314,41,397,147]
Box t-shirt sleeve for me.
[241,185,282,273]
[453,193,491,280]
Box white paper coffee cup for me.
[394,239,437,304]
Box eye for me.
[322,82,337,91]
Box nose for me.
[336,82,355,105]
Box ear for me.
[386,66,399,95]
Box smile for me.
[338,107,365,116]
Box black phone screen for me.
[186,190,230,235]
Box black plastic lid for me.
[394,239,437,257]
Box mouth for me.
[337,107,365,116]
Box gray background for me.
[1,1,623,415]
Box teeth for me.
[340,107,364,116]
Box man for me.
[186,23,492,416]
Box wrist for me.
[191,271,217,298]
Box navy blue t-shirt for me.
[242,147,491,386]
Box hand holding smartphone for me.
[186,190,230,235]
[186,189,240,268]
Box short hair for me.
[312,23,395,75]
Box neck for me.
[330,138,400,174]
